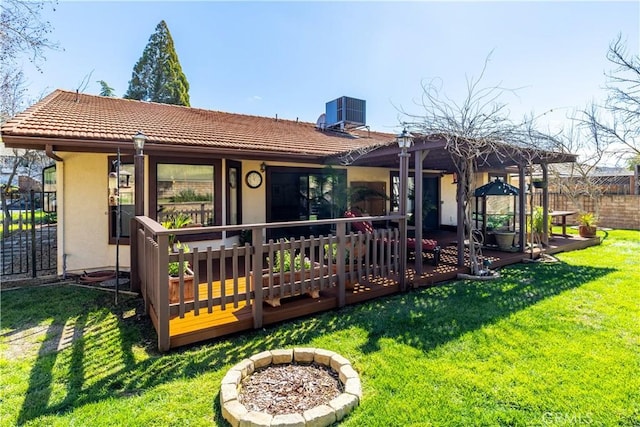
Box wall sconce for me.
[452,172,458,184]
[260,162,267,173]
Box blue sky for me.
[19,1,640,135]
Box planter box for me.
[168,269,194,304]
[260,264,322,307]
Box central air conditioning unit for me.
[325,96,366,130]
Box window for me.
[390,171,441,230]
[108,157,135,242]
[488,173,506,183]
[267,167,346,240]
[226,160,242,235]
[156,163,215,226]
[42,165,57,213]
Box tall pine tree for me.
[124,20,190,106]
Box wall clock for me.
[245,171,263,189]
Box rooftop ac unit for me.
[325,96,366,130]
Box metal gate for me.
[1,190,57,279]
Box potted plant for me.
[578,212,598,238]
[161,211,193,250]
[529,206,552,243]
[168,242,195,304]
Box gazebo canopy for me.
[474,178,519,197]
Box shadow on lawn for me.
[10,260,614,424]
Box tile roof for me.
[1,90,395,158]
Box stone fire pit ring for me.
[220,348,361,427]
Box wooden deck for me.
[165,232,600,349]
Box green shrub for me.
[168,242,190,276]
[267,240,311,273]
[170,189,211,203]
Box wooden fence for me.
[133,215,404,351]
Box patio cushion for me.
[345,210,440,265]
[407,238,439,251]
[345,210,374,234]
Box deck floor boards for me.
[164,233,600,348]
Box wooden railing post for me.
[336,222,346,307]
[157,233,170,352]
[251,227,264,328]
[130,218,140,293]
[143,227,152,315]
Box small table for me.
[549,210,577,236]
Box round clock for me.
[245,171,263,189]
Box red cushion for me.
[345,210,374,234]
[407,238,438,251]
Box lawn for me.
[0,210,55,236]
[1,230,638,426]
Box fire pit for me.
[220,348,361,426]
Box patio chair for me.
[344,210,441,266]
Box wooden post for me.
[542,163,549,246]
[336,222,346,307]
[141,225,150,315]
[399,150,410,290]
[518,165,526,252]
[131,152,144,293]
[251,227,263,329]
[456,175,465,267]
[414,150,428,277]
[130,218,140,293]
[157,232,170,352]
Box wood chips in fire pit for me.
[238,363,343,415]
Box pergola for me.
[330,134,577,273]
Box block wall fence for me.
[537,193,640,230]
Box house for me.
[1,90,470,275]
[3,90,589,350]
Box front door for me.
[419,176,440,230]
[392,172,440,231]
[266,167,346,240]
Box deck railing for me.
[132,215,405,351]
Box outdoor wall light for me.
[396,127,413,150]
[132,131,147,154]
[260,162,267,173]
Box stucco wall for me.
[56,155,466,274]
[58,152,128,273]
[240,160,268,225]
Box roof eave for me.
[1,135,330,163]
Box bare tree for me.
[402,57,559,274]
[548,106,612,218]
[1,69,48,228]
[0,0,58,68]
[1,0,57,188]
[585,34,640,164]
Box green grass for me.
[1,230,638,426]
[0,210,54,235]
